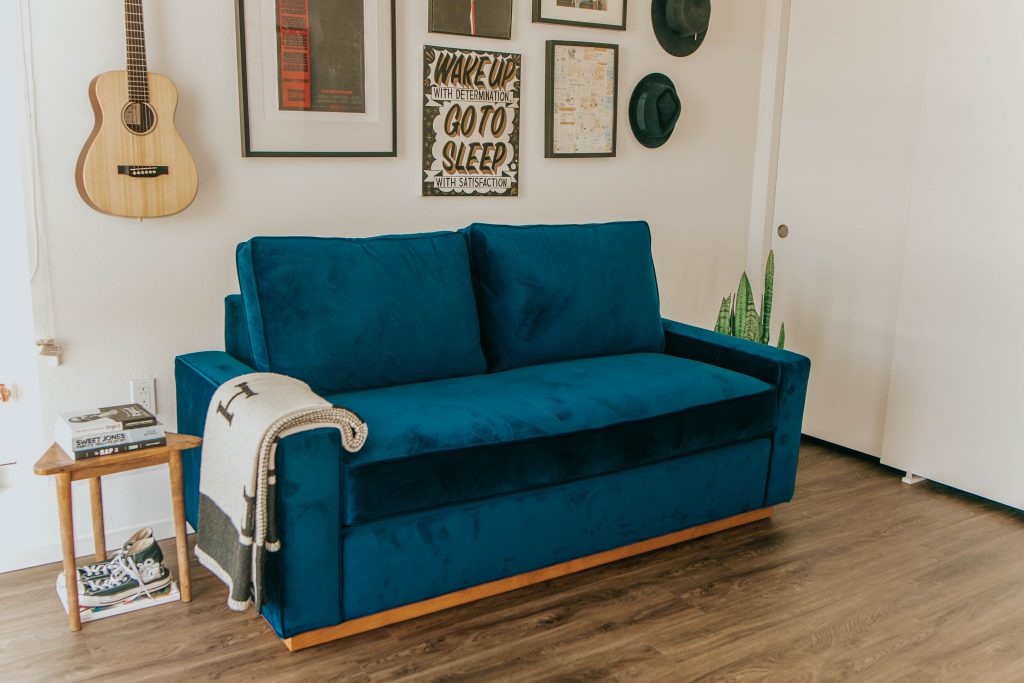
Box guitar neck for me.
[125,0,149,102]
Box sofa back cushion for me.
[236,232,487,394]
[463,221,665,371]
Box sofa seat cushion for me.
[462,222,665,372]
[236,232,487,394]
[328,352,777,525]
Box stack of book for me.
[54,404,165,460]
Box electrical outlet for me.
[130,378,156,413]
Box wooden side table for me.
[33,433,202,632]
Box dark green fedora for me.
[652,0,711,57]
[628,73,681,149]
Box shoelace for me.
[124,556,158,600]
[78,547,128,577]
[83,558,130,592]
[78,563,113,578]
[82,555,158,600]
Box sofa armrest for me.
[174,351,343,637]
[662,319,811,505]
[175,351,255,528]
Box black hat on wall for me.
[629,73,681,149]
[652,0,711,57]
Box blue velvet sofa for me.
[175,221,810,650]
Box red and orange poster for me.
[276,0,365,113]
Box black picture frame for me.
[533,0,627,31]
[545,40,619,158]
[422,45,522,197]
[429,0,514,40]
[235,0,398,157]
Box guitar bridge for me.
[117,165,169,178]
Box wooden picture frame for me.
[236,0,397,157]
[429,0,514,40]
[533,0,627,31]
[545,40,618,158]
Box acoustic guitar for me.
[76,0,198,219]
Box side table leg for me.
[89,477,106,561]
[167,451,192,602]
[56,473,81,631]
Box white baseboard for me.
[0,517,194,574]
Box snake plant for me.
[714,250,785,349]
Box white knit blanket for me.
[194,373,367,611]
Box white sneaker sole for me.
[78,572,173,607]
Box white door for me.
[770,0,928,455]
[880,2,1024,509]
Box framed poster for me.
[429,0,514,40]
[422,45,521,197]
[236,0,397,157]
[533,0,627,30]
[545,40,618,158]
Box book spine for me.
[72,438,167,460]
[63,416,159,438]
[70,425,165,452]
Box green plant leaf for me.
[714,296,731,334]
[761,250,774,344]
[734,273,750,340]
[746,308,761,342]
[741,274,758,341]
[744,302,759,340]
[777,322,786,349]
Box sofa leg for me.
[281,506,774,652]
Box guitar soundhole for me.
[121,101,157,135]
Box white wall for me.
[880,1,1024,508]
[5,0,767,571]
[0,1,49,572]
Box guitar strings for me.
[126,0,146,169]
[130,0,139,169]
[126,0,134,167]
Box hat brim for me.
[652,0,709,58]
[629,73,679,149]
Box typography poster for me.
[276,0,366,113]
[423,45,521,197]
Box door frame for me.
[746,0,792,279]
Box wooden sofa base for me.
[282,506,774,651]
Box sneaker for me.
[75,527,153,581]
[79,537,172,607]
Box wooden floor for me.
[3,440,1024,682]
